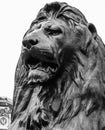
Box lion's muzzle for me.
[22,28,59,83]
[22,27,59,63]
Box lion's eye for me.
[45,28,62,36]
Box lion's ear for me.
[88,23,97,39]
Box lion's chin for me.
[28,67,54,84]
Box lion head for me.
[10,2,105,130]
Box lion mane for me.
[9,2,105,130]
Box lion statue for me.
[9,2,105,130]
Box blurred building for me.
[0,97,12,130]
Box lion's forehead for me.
[36,2,87,25]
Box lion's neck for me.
[12,56,104,130]
[23,71,81,129]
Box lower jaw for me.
[27,69,52,84]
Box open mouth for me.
[26,56,58,71]
[24,52,59,83]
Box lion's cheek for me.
[28,69,51,83]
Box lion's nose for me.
[22,39,39,49]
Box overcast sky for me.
[0,0,105,100]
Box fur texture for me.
[9,2,105,130]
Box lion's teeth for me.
[47,66,57,72]
[46,67,50,72]
[37,62,42,68]
[51,68,55,72]
[28,79,36,84]
[28,62,42,69]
